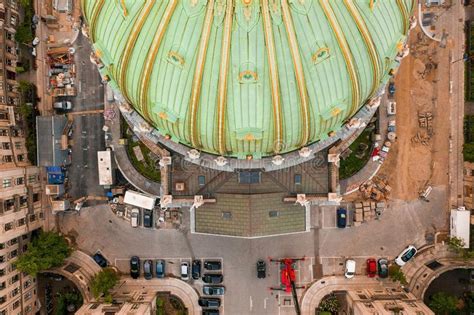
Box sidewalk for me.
[105,102,162,196]
[113,278,201,315]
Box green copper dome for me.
[83,0,413,159]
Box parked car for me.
[345,259,356,279]
[257,260,266,279]
[202,274,223,284]
[53,101,72,110]
[92,252,108,268]
[192,260,201,279]
[204,260,222,271]
[203,286,225,296]
[181,261,190,281]
[388,82,396,96]
[395,245,417,266]
[130,256,140,279]
[366,258,377,278]
[202,311,219,315]
[377,258,389,278]
[198,298,221,308]
[143,210,153,228]
[336,208,347,228]
[143,260,153,280]
[130,208,140,228]
[155,259,165,278]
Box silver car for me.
[203,286,225,296]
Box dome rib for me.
[84,0,413,159]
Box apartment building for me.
[0,0,44,314]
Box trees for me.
[91,268,119,302]
[318,294,340,313]
[388,265,408,285]
[428,292,458,315]
[446,236,474,260]
[15,231,71,276]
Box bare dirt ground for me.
[378,29,451,201]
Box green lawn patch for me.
[125,131,161,183]
[339,128,374,180]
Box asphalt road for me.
[58,206,317,315]
[67,32,106,199]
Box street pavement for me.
[67,31,106,199]
[57,185,447,315]
[58,205,317,315]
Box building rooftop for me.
[83,0,413,159]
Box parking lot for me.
[115,257,226,313]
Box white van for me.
[130,208,140,228]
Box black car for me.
[192,260,201,279]
[202,311,219,315]
[377,258,389,278]
[257,260,266,279]
[130,256,140,279]
[198,298,221,308]
[204,260,222,271]
[388,82,396,96]
[202,274,223,284]
[92,252,108,268]
[143,210,153,228]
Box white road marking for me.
[249,296,253,311]
[264,297,268,309]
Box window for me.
[14,142,21,150]
[1,143,10,150]
[0,244,4,250]
[16,155,24,162]
[0,112,8,120]
[10,274,19,284]
[0,256,5,263]
[9,250,17,259]
[0,269,5,277]
[0,129,7,136]
[198,175,205,186]
[0,310,6,315]
[25,305,32,313]
[238,171,261,184]
[21,234,28,240]
[33,193,39,203]
[6,32,13,41]
[19,196,27,208]
[39,212,44,219]
[4,199,14,210]
[17,218,25,227]
[2,156,12,163]
[10,287,19,297]
[12,299,20,309]
[222,212,232,220]
[15,177,23,185]
[2,179,11,188]
[0,282,5,290]
[3,223,13,232]
[0,296,5,304]
[294,174,302,185]
[24,291,31,301]
[29,214,36,222]
[28,175,36,184]
[23,279,31,289]
[7,238,17,246]
[269,210,280,218]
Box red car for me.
[367,258,377,277]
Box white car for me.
[181,262,189,281]
[395,245,417,266]
[130,208,139,228]
[344,259,356,279]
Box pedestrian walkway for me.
[48,250,102,302]
[113,278,201,315]
[339,95,390,195]
[403,244,474,299]
[105,103,161,196]
[300,276,397,314]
